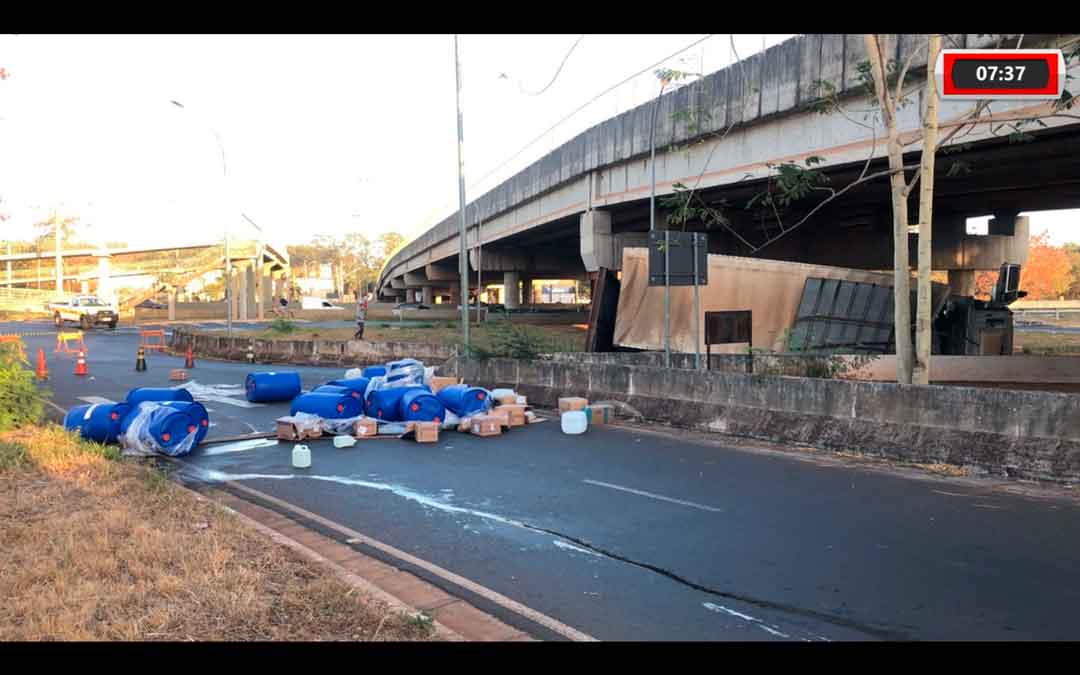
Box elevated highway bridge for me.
[378,33,1080,308]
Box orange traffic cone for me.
[35,348,48,380]
[74,351,88,376]
[185,344,195,369]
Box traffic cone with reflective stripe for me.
[35,348,48,380]
[74,351,88,376]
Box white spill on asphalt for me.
[77,396,115,405]
[201,438,279,456]
[175,381,264,408]
[552,540,603,558]
[703,602,792,639]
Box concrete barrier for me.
[170,328,458,367]
[440,356,1080,484]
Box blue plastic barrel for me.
[313,384,364,401]
[324,377,371,396]
[361,366,386,378]
[400,388,446,423]
[63,401,133,444]
[126,387,194,406]
[146,406,199,456]
[159,400,211,444]
[289,392,362,419]
[387,358,421,372]
[245,371,302,403]
[366,385,426,421]
[436,384,491,417]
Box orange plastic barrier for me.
[55,331,87,356]
[139,328,167,352]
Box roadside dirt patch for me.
[0,426,440,641]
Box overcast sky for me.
[1,33,1077,251]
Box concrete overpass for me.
[378,33,1080,308]
[1,239,291,321]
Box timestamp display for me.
[935,49,1065,99]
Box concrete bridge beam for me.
[390,277,408,290]
[580,209,613,272]
[404,270,428,288]
[425,262,459,281]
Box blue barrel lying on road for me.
[436,384,491,417]
[63,401,133,444]
[289,392,362,419]
[366,385,427,422]
[126,387,194,406]
[387,358,421,372]
[324,377,371,396]
[361,366,386,378]
[158,400,211,444]
[400,388,446,423]
[145,406,200,456]
[245,371,302,403]
[313,384,364,400]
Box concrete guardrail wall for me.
[440,356,1080,483]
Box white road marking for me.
[77,396,115,405]
[703,603,792,639]
[933,490,970,497]
[583,479,725,513]
[201,438,279,456]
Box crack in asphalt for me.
[180,465,907,640]
[512,522,908,641]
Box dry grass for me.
[0,425,440,642]
[1013,331,1080,356]
[214,321,588,353]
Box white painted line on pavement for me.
[78,396,115,405]
[582,479,725,513]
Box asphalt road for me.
[8,319,1080,641]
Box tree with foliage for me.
[975,231,1073,300]
[1066,242,1080,299]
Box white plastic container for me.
[333,435,356,448]
[561,410,588,435]
[292,443,312,468]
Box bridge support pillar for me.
[236,263,248,321]
[95,253,112,300]
[228,268,240,322]
[258,263,272,321]
[80,280,89,294]
[520,276,533,306]
[580,209,614,272]
[948,270,977,297]
[422,286,433,305]
[168,287,176,321]
[503,271,521,310]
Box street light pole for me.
[171,100,232,337]
[454,35,470,353]
[649,80,669,368]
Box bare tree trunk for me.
[865,34,913,384]
[913,35,941,386]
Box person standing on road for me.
[354,295,367,340]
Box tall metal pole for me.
[212,128,232,338]
[454,35,470,352]
[475,208,483,325]
[650,81,670,368]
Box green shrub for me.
[267,318,298,335]
[0,343,44,433]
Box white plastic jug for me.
[292,444,312,468]
[561,410,588,435]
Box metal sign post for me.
[693,235,700,370]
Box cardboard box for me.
[457,416,473,433]
[430,376,458,394]
[488,408,511,428]
[558,397,588,413]
[169,369,187,381]
[499,404,527,427]
[276,415,323,441]
[409,421,439,443]
[584,404,615,426]
[469,415,502,437]
[353,417,378,438]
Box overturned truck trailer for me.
[613,248,954,355]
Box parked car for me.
[394,302,431,310]
[50,295,119,330]
[301,297,344,310]
[136,299,166,310]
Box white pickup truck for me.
[50,295,119,330]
